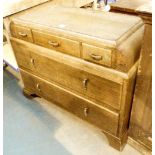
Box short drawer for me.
[10,24,33,43]
[21,69,119,135]
[32,30,81,57]
[82,43,112,67]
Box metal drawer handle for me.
[84,107,89,117]
[83,78,89,90]
[30,58,35,65]
[36,83,41,92]
[89,53,102,61]
[48,41,59,47]
[18,32,27,37]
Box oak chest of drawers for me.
[10,4,144,151]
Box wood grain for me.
[9,4,143,72]
[11,38,122,110]
[10,21,143,72]
[129,3,152,152]
[111,0,150,14]
[11,24,33,42]
[32,30,81,57]
[21,69,119,135]
[82,43,112,67]
[11,5,142,44]
[11,37,128,83]
[11,35,139,150]
[9,4,143,150]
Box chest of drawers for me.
[10,4,144,151]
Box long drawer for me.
[21,69,119,135]
[11,39,122,110]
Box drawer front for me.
[11,24,33,43]
[32,30,81,57]
[11,39,34,70]
[20,69,119,135]
[82,43,112,67]
[31,51,121,110]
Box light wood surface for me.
[82,43,112,67]
[3,0,95,71]
[128,137,152,155]
[10,37,132,84]
[11,38,122,110]
[21,69,120,135]
[110,0,150,14]
[129,2,152,153]
[11,24,33,42]
[11,5,142,44]
[10,4,143,151]
[33,30,81,57]
[10,4,144,72]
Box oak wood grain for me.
[11,24,33,42]
[32,30,81,57]
[11,37,128,83]
[82,43,112,67]
[9,4,143,150]
[11,38,122,110]
[10,4,144,72]
[21,69,119,135]
[111,0,150,14]
[129,5,152,151]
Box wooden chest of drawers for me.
[10,4,144,151]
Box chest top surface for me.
[11,4,142,45]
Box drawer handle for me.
[36,83,41,92]
[18,32,27,37]
[84,108,89,117]
[30,58,35,65]
[89,53,102,61]
[48,41,59,47]
[83,78,89,90]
